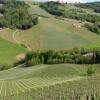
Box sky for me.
[33,0,100,3]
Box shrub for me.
[85,23,100,35]
[87,66,96,76]
[0,64,13,71]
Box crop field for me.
[5,76,99,100]
[0,64,99,99]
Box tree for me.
[25,52,33,66]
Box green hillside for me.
[0,37,26,65]
[0,0,99,99]
[75,2,100,13]
[0,3,100,51]
[0,2,99,65]
[0,64,99,99]
[15,16,100,50]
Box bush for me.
[85,23,100,35]
[87,66,96,76]
[0,64,13,71]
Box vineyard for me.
[0,64,99,100]
[0,76,99,100]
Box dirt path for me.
[13,30,19,44]
[12,30,32,51]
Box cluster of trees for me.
[15,48,100,67]
[85,23,100,35]
[40,1,63,16]
[0,0,38,30]
[75,2,100,13]
[40,1,100,23]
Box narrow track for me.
[12,30,32,51]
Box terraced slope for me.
[0,64,86,96]
[0,64,99,99]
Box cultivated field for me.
[0,64,99,99]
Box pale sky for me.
[33,0,100,3]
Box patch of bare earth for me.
[16,53,25,61]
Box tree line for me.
[0,0,38,30]
[75,2,100,13]
[84,23,100,35]
[40,1,100,23]
[15,48,100,67]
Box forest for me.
[0,0,38,30]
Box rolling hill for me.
[1,5,99,51]
[0,37,26,65]
[0,0,99,99]
[0,1,100,65]
[0,64,99,99]
[75,2,100,13]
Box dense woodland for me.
[0,0,38,30]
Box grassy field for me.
[0,29,15,43]
[14,3,100,50]
[28,5,53,18]
[0,37,26,65]
[0,4,99,66]
[0,64,99,99]
[14,17,100,50]
[0,5,100,51]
